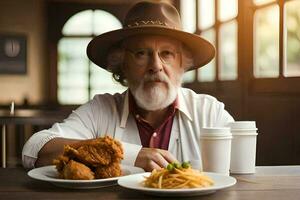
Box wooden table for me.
[0,166,300,200]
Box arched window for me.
[58,10,126,105]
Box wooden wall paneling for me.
[291,98,300,164]
[247,96,298,165]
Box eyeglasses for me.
[125,48,180,66]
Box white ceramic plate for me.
[118,172,236,196]
[28,165,144,189]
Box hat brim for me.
[87,26,215,71]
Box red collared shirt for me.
[129,92,178,150]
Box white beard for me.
[130,72,182,111]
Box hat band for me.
[126,20,178,29]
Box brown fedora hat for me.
[87,1,215,71]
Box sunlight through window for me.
[284,0,300,77]
[218,0,238,22]
[254,5,279,78]
[93,10,122,35]
[253,0,276,6]
[62,10,93,35]
[219,21,238,80]
[198,29,216,82]
[180,0,196,33]
[198,0,215,30]
[58,10,124,105]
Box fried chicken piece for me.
[53,155,70,177]
[61,160,95,180]
[64,136,123,167]
[95,162,122,179]
[53,136,124,180]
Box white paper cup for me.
[229,121,258,174]
[200,127,232,176]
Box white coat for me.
[22,88,234,169]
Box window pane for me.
[58,38,90,104]
[254,5,279,78]
[58,38,90,74]
[253,0,276,6]
[218,0,238,22]
[62,10,93,35]
[219,20,238,80]
[58,72,88,88]
[58,88,89,105]
[93,10,122,35]
[198,29,216,82]
[284,0,300,77]
[198,0,215,30]
[90,63,126,98]
[180,0,196,33]
[58,38,91,73]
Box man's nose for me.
[148,52,163,73]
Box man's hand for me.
[35,138,82,167]
[134,147,178,172]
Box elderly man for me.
[22,1,234,172]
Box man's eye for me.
[160,50,175,57]
[135,50,148,57]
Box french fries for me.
[143,162,214,189]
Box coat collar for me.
[176,88,193,121]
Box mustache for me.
[143,73,168,83]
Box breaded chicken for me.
[62,160,94,180]
[95,162,122,179]
[64,136,123,167]
[53,136,124,180]
[53,155,69,176]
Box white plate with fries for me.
[118,172,237,196]
[28,165,144,189]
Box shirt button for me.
[153,132,157,137]
[135,114,140,119]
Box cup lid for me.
[201,127,231,137]
[229,121,257,130]
[200,135,233,140]
[231,131,258,136]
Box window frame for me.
[182,0,239,83]
[182,0,300,95]
[247,0,300,94]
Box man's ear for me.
[181,45,195,71]
[107,47,124,71]
[120,62,127,77]
[181,54,195,71]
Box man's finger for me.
[152,152,169,168]
[148,160,162,171]
[159,149,178,164]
